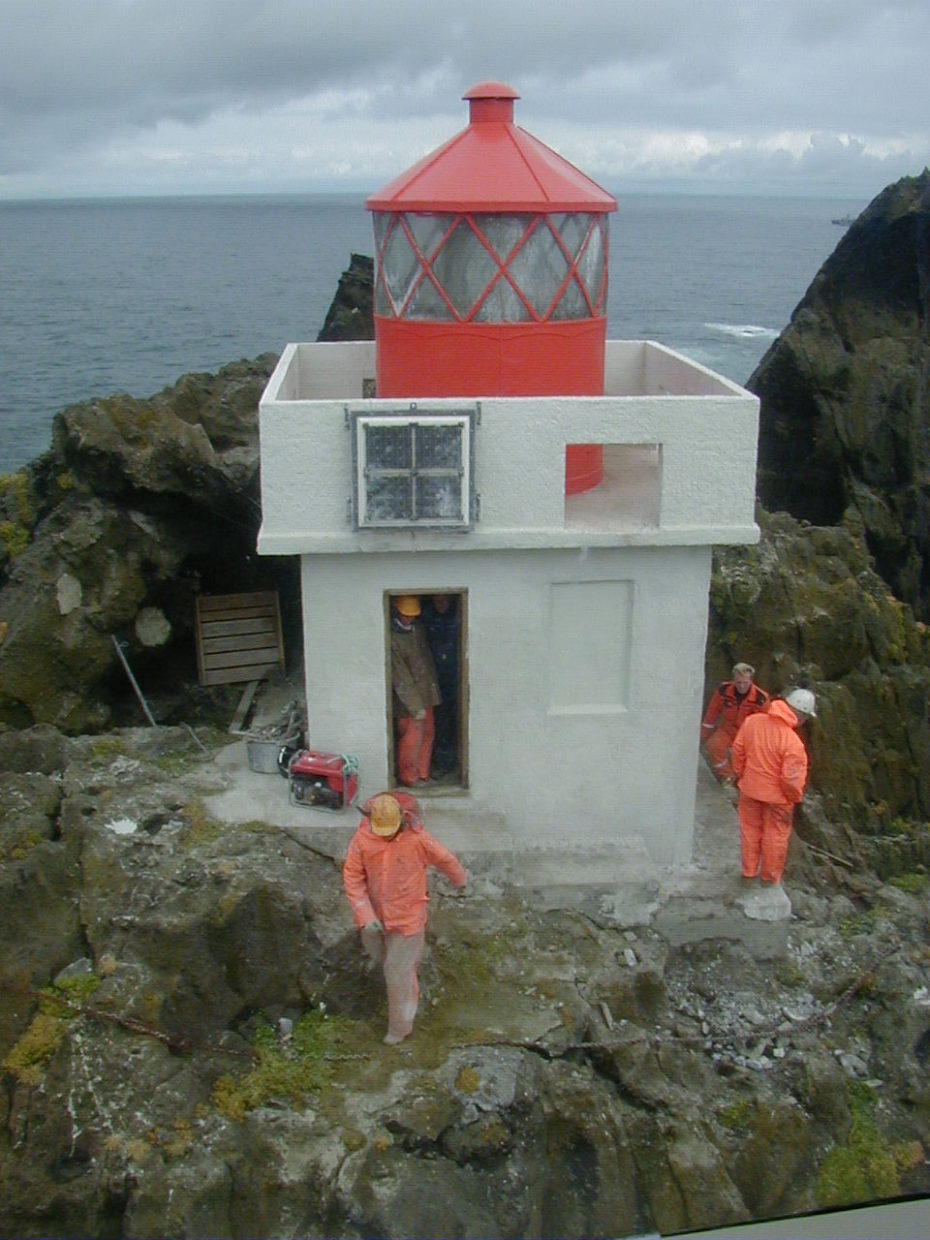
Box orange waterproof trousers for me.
[396,707,435,786]
[360,925,425,1039]
[705,725,737,780]
[738,794,794,884]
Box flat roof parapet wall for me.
[267,339,749,403]
[258,339,760,555]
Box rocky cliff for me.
[1,727,928,1236]
[0,356,296,733]
[752,169,930,619]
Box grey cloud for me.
[1,0,928,195]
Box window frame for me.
[349,404,478,531]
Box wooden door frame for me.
[384,589,468,792]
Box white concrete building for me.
[258,337,759,865]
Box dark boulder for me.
[0,357,286,732]
[316,253,374,342]
[751,170,930,618]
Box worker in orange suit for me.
[701,662,770,782]
[342,792,466,1044]
[730,689,815,888]
[390,595,441,787]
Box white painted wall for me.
[258,336,758,865]
[299,544,710,865]
[258,340,759,556]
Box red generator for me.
[287,750,359,812]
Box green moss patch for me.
[3,974,101,1085]
[816,1084,899,1208]
[212,1009,356,1122]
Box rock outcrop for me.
[752,170,930,619]
[1,729,928,1236]
[705,509,930,856]
[317,253,374,342]
[0,357,285,732]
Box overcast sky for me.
[2,0,928,201]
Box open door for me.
[385,590,467,791]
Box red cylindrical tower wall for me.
[374,319,606,398]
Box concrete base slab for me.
[202,687,796,955]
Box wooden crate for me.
[195,591,285,687]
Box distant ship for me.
[832,214,856,226]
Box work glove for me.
[363,918,384,934]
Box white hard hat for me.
[785,688,817,718]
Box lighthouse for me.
[258,81,760,867]
[366,82,616,495]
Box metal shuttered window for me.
[350,407,477,530]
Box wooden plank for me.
[197,590,279,610]
[200,633,283,655]
[201,648,283,672]
[197,591,279,612]
[200,619,278,639]
[228,679,260,734]
[195,590,284,687]
[199,606,279,624]
[202,662,281,687]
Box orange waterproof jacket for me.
[731,699,808,806]
[702,680,769,740]
[342,819,466,934]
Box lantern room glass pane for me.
[508,225,570,318]
[373,212,391,251]
[554,213,591,258]
[405,213,448,261]
[431,220,499,318]
[380,220,421,314]
[550,277,589,320]
[373,214,392,315]
[473,277,528,323]
[476,214,532,261]
[407,275,451,319]
[576,217,607,311]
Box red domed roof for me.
[366,82,616,214]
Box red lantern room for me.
[366,82,617,494]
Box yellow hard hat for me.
[369,794,403,836]
[394,595,420,617]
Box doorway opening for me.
[385,590,468,793]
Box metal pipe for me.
[110,635,157,728]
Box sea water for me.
[0,192,863,473]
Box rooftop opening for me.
[564,443,661,530]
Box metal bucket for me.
[246,735,297,774]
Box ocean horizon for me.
[0,190,864,473]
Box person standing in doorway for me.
[701,662,769,783]
[343,792,466,1044]
[421,594,459,777]
[390,595,441,787]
